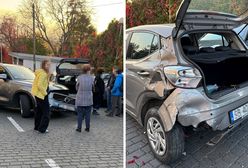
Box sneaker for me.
[93,111,100,115]
[85,128,90,132]
[76,128,81,132]
[39,129,49,134]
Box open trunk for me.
[56,58,89,94]
[180,31,248,98]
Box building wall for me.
[23,59,59,73]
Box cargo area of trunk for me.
[180,32,248,97]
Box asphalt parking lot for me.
[126,114,248,168]
[0,108,123,168]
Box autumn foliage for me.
[73,19,123,71]
[126,0,182,28]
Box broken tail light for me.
[164,66,202,88]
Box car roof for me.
[126,24,175,38]
[0,63,21,67]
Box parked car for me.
[0,63,69,117]
[126,0,248,163]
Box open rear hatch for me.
[173,0,248,37]
[174,0,248,98]
[56,58,89,94]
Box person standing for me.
[105,66,117,113]
[92,69,105,115]
[31,59,51,133]
[107,69,123,117]
[75,64,94,132]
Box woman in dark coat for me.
[92,69,105,115]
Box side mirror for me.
[0,74,7,80]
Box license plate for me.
[229,103,248,124]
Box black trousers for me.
[93,93,103,110]
[34,96,50,133]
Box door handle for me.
[137,71,150,76]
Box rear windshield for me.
[188,0,248,16]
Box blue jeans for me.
[107,88,112,111]
[77,106,92,129]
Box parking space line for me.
[7,117,25,132]
[45,159,61,168]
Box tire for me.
[19,95,32,118]
[145,106,184,164]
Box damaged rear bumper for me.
[49,92,76,112]
[161,86,248,131]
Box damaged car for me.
[0,63,68,117]
[126,0,248,163]
[53,58,89,112]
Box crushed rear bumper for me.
[49,92,76,112]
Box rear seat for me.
[215,46,230,51]
[199,47,215,53]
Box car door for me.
[126,31,161,116]
[0,65,12,104]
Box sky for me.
[0,0,124,33]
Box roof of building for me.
[9,52,63,63]
[126,24,175,38]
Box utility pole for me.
[32,2,36,71]
[0,44,2,63]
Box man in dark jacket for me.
[105,66,118,113]
[107,69,123,117]
[93,69,105,115]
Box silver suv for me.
[126,0,248,163]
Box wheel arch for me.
[12,90,36,109]
[137,92,164,126]
[139,90,180,132]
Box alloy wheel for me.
[147,117,166,156]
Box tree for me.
[0,16,49,55]
[20,0,57,55]
[126,0,182,28]
[75,19,123,71]
[0,17,17,50]
[19,0,95,57]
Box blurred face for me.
[112,68,117,75]
[44,61,51,72]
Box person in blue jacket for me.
[107,68,123,117]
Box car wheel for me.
[145,106,184,164]
[19,95,32,118]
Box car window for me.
[189,0,248,17]
[5,65,35,80]
[198,33,228,48]
[127,32,159,60]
